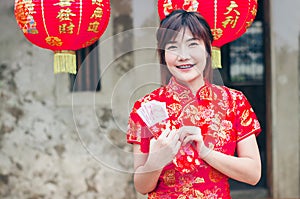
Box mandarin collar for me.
[167,77,213,101]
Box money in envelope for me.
[137,100,201,173]
[136,100,169,127]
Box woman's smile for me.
[164,28,207,91]
[176,64,195,69]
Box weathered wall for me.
[270,0,300,197]
[0,0,139,198]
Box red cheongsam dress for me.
[127,77,261,199]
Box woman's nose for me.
[177,47,190,60]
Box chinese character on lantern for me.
[14,0,111,74]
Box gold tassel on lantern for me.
[212,47,222,69]
[54,50,77,74]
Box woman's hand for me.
[146,128,181,171]
[133,128,181,194]
[179,126,261,185]
[178,126,212,159]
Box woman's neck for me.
[175,77,205,95]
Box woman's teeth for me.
[176,64,194,69]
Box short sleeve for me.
[234,92,261,142]
[126,102,153,153]
[127,111,142,145]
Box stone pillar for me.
[270,0,300,197]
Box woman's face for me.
[164,28,207,88]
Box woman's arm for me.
[133,144,163,195]
[132,128,181,194]
[203,134,261,185]
[180,126,261,185]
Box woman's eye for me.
[189,42,199,47]
[166,45,177,50]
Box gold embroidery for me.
[194,190,204,198]
[177,195,186,199]
[209,168,224,183]
[241,110,252,126]
[178,90,191,100]
[173,94,180,102]
[199,87,213,100]
[182,105,200,124]
[128,78,257,198]
[127,119,141,142]
[194,177,205,183]
[163,169,176,186]
[168,103,182,117]
[148,193,157,199]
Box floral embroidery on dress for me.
[168,103,182,117]
[241,109,253,126]
[209,168,224,183]
[127,77,261,199]
[163,169,176,186]
[181,104,201,124]
[126,118,142,143]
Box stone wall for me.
[270,0,300,197]
[0,1,139,198]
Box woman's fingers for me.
[156,128,180,151]
[158,126,204,150]
[178,126,201,141]
[159,128,179,142]
[167,128,180,141]
[182,134,203,146]
[148,128,182,168]
[175,139,181,152]
[160,127,171,138]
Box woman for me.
[127,10,261,199]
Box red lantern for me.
[158,0,258,68]
[14,0,111,74]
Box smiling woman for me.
[164,29,207,94]
[127,10,262,199]
[157,10,214,86]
